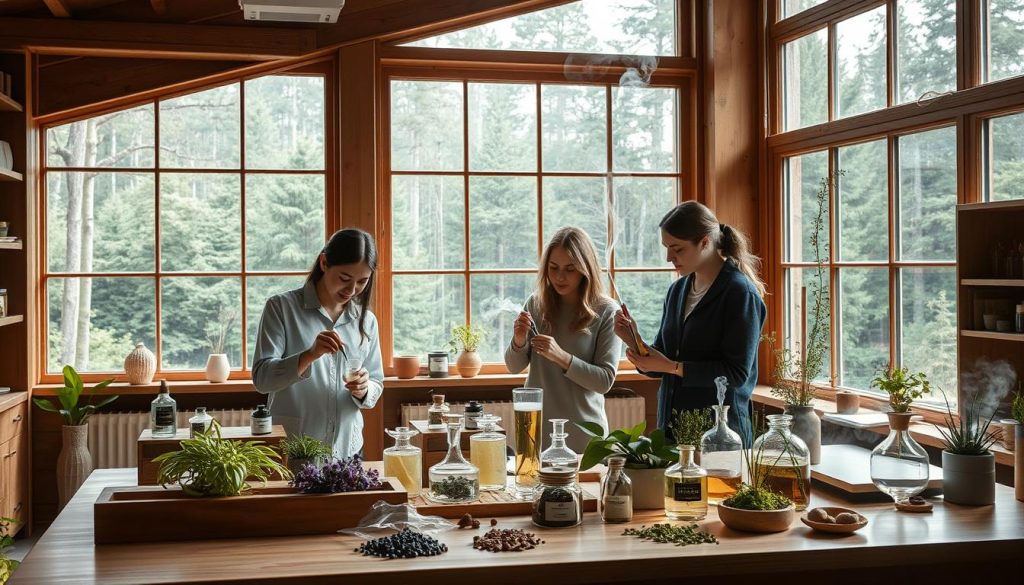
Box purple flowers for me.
[291,454,383,494]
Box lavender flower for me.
[291,454,383,494]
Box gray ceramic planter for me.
[784,405,821,465]
[942,450,995,506]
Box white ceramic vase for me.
[57,424,93,510]
[205,353,230,383]
[124,342,156,385]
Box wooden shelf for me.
[960,329,1024,342]
[0,241,23,250]
[0,168,22,182]
[0,92,22,113]
[961,278,1024,287]
[0,315,23,328]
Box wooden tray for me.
[94,478,407,544]
[410,483,597,519]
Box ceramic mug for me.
[998,419,1017,451]
[982,314,998,331]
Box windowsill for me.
[382,369,655,389]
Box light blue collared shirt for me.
[252,280,384,458]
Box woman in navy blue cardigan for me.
[615,202,766,445]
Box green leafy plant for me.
[871,364,931,413]
[448,324,484,353]
[575,421,678,470]
[32,365,118,426]
[768,171,841,407]
[1012,383,1024,423]
[154,420,292,497]
[0,517,18,585]
[722,412,800,511]
[280,434,332,462]
[936,390,998,456]
[668,408,713,447]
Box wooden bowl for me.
[717,503,796,533]
[801,506,868,534]
[393,356,420,379]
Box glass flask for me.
[751,414,811,511]
[427,414,479,503]
[384,426,422,498]
[600,456,633,523]
[512,387,543,499]
[664,444,708,520]
[869,412,929,504]
[541,418,579,469]
[470,414,507,491]
[699,405,743,504]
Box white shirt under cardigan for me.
[252,280,384,459]
[504,296,623,453]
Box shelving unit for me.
[0,168,22,181]
[0,315,24,328]
[956,200,1024,419]
[0,240,23,250]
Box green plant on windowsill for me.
[936,390,998,456]
[668,407,713,448]
[722,412,800,511]
[32,365,118,426]
[1011,383,1024,424]
[575,421,678,470]
[154,420,292,497]
[448,324,485,354]
[871,364,931,413]
[0,517,18,585]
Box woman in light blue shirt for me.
[253,229,384,458]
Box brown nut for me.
[490,518,498,527]
[807,508,831,523]
[835,512,861,524]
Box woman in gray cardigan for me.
[505,227,622,453]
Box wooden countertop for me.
[0,390,26,412]
[11,468,1024,584]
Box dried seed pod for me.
[807,508,831,523]
[835,512,861,524]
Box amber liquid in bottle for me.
[705,473,742,504]
[756,461,811,510]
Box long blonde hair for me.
[536,227,607,333]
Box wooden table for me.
[11,469,1024,584]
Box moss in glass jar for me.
[431,476,474,500]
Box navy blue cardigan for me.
[646,260,766,445]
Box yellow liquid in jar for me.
[383,451,422,497]
[470,436,507,491]
[513,404,542,495]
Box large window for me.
[43,72,328,377]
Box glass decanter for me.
[664,444,708,520]
[470,415,507,491]
[699,405,743,504]
[540,419,579,469]
[384,426,422,498]
[426,414,479,503]
[751,414,811,511]
[869,412,929,504]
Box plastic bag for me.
[338,500,456,540]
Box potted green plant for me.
[280,434,333,476]
[449,324,485,378]
[936,390,998,506]
[576,420,678,509]
[32,365,118,509]
[668,407,712,462]
[868,365,932,504]
[0,517,18,585]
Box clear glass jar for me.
[600,456,633,523]
[427,394,449,430]
[532,466,582,528]
[664,444,708,520]
[541,418,579,469]
[752,414,811,510]
[427,414,479,503]
[188,407,213,438]
[384,426,422,498]
[870,412,929,504]
[699,405,743,504]
[512,387,543,499]
[470,414,506,491]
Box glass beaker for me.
[512,387,543,499]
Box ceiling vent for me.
[240,0,344,23]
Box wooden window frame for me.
[36,58,338,385]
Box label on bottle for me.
[154,405,175,427]
[251,416,271,435]
[603,495,631,519]
[429,356,447,372]
[428,410,443,426]
[544,501,577,522]
[465,412,480,430]
[190,422,205,438]
[673,480,702,502]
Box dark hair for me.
[308,228,378,342]
[659,202,766,297]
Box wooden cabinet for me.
[0,400,27,532]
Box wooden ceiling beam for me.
[42,0,72,18]
[0,17,317,60]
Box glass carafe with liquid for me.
[541,418,579,469]
[427,414,479,503]
[470,414,507,491]
[699,405,743,504]
[751,414,811,510]
[384,426,422,497]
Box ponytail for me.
[718,223,766,298]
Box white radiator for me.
[87,409,251,469]
[399,396,645,449]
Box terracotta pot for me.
[624,467,665,510]
[57,424,94,510]
[205,353,230,383]
[835,391,860,414]
[784,404,821,465]
[456,350,482,378]
[124,342,156,385]
[942,450,995,506]
[393,355,420,379]
[717,502,795,533]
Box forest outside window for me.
[43,74,327,377]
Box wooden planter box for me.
[94,478,407,544]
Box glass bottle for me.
[426,393,449,430]
[188,407,213,438]
[251,404,272,435]
[427,414,479,503]
[150,380,177,437]
[664,444,708,520]
[464,401,483,430]
[699,405,743,504]
[752,414,811,511]
[470,414,506,491]
[541,418,579,469]
[531,466,583,528]
[600,456,633,523]
[384,426,422,498]
[869,412,929,504]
